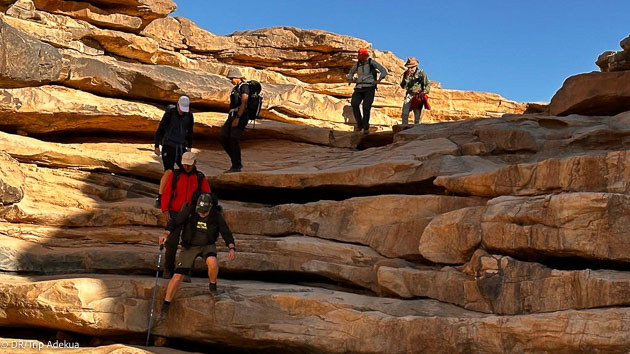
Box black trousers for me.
[220,117,245,168]
[165,211,183,272]
[351,86,376,131]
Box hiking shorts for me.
[161,144,185,171]
[174,244,217,274]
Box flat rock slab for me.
[1,275,630,353]
[379,250,630,315]
[435,150,630,197]
[0,224,397,291]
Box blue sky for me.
[173,1,630,103]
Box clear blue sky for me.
[173,1,630,103]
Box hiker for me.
[400,57,431,125]
[158,192,236,321]
[153,95,195,207]
[221,68,251,173]
[347,48,388,134]
[160,152,211,280]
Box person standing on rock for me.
[159,152,211,280]
[154,95,195,207]
[221,68,251,173]
[347,48,388,134]
[400,57,430,125]
[158,192,236,321]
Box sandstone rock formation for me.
[0,17,63,87]
[3,275,630,353]
[1,0,629,353]
[549,33,630,116]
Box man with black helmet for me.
[158,192,236,321]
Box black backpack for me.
[169,169,205,212]
[246,80,263,119]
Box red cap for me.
[358,48,369,57]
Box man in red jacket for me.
[160,152,210,279]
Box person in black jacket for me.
[158,193,235,321]
[153,96,194,207]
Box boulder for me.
[378,250,630,315]
[0,152,24,205]
[596,50,616,72]
[548,71,630,116]
[0,17,62,87]
[419,206,485,264]
[482,193,630,262]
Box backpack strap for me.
[196,172,204,192]
[190,171,206,204]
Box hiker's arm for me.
[216,211,235,247]
[422,71,431,94]
[186,112,194,151]
[400,72,409,89]
[171,202,194,227]
[347,62,358,82]
[232,93,248,127]
[373,60,388,81]
[160,173,174,212]
[237,93,248,118]
[154,110,170,149]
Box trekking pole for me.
[146,244,164,347]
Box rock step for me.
[1,274,629,353]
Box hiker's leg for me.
[206,256,218,284]
[174,145,184,170]
[220,120,233,161]
[351,90,364,130]
[164,273,184,302]
[362,88,376,131]
[158,170,172,195]
[413,106,423,125]
[229,128,244,168]
[401,94,412,125]
[164,216,181,272]
[161,144,176,172]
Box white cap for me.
[181,152,196,165]
[177,96,190,113]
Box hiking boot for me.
[183,274,191,283]
[224,167,242,174]
[162,270,173,279]
[209,282,218,297]
[154,195,161,208]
